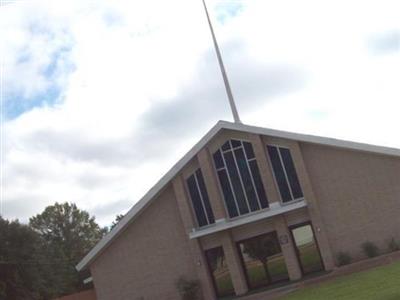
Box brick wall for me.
[90,185,197,300]
[300,143,400,262]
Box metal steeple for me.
[202,0,241,123]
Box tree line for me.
[0,202,123,300]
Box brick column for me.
[172,176,217,300]
[248,134,281,204]
[274,216,302,280]
[220,231,248,296]
[290,143,335,270]
[197,147,227,220]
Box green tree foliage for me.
[0,217,49,299]
[110,214,124,230]
[29,202,107,297]
[0,203,106,299]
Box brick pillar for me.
[220,231,248,296]
[290,143,335,270]
[274,216,302,280]
[248,134,281,204]
[172,176,217,300]
[197,147,227,220]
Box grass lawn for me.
[280,260,400,300]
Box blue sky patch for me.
[3,85,62,120]
[215,1,243,24]
[3,43,73,120]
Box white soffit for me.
[76,120,400,271]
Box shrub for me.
[388,238,400,252]
[176,277,200,300]
[336,251,352,266]
[362,241,379,258]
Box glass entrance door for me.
[237,231,289,289]
[205,247,235,298]
[290,223,324,275]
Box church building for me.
[77,120,400,300]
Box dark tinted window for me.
[224,151,249,215]
[217,170,238,217]
[280,148,303,199]
[196,169,215,224]
[187,175,208,227]
[243,141,255,159]
[214,140,269,218]
[231,139,242,148]
[234,148,259,211]
[186,169,215,227]
[249,160,269,209]
[267,145,303,202]
[213,149,224,169]
[222,141,231,151]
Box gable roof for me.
[76,120,400,271]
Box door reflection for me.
[291,223,324,275]
[238,231,289,289]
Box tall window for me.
[186,169,215,227]
[267,145,303,203]
[213,139,268,218]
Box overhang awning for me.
[189,199,307,239]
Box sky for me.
[1,0,399,226]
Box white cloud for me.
[1,0,399,226]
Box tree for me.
[242,235,280,283]
[110,214,124,230]
[29,202,107,297]
[0,217,48,299]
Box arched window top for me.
[214,140,255,170]
[219,139,255,157]
[213,139,268,218]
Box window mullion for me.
[277,147,294,201]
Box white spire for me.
[201,0,241,123]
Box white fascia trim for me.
[76,120,400,271]
[220,121,400,158]
[189,200,307,239]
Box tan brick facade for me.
[87,127,400,300]
[300,143,400,262]
[90,186,197,300]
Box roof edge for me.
[221,121,400,157]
